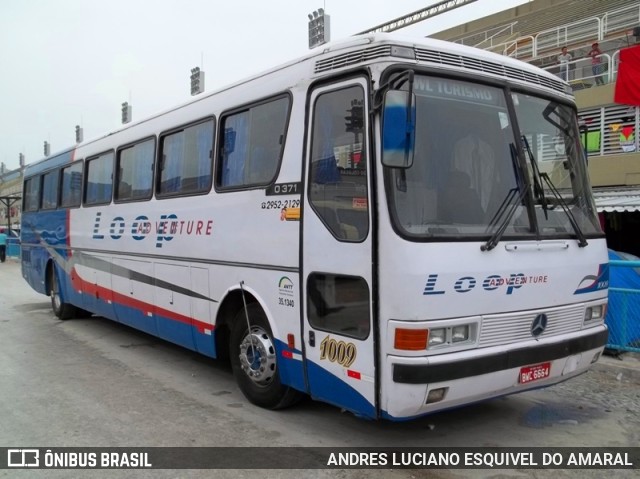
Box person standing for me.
[588,42,605,86]
[0,229,7,263]
[557,46,572,81]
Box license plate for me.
[519,362,551,384]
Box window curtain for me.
[221,113,248,186]
[132,140,154,197]
[195,122,213,189]
[163,134,184,194]
[87,154,112,204]
[314,101,340,184]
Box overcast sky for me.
[0,0,529,171]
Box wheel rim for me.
[238,326,277,386]
[52,273,61,311]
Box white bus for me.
[21,33,608,420]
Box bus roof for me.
[25,33,568,174]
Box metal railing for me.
[464,3,640,60]
[607,260,640,353]
[542,53,613,87]
[603,3,640,37]
[473,22,519,49]
[490,35,535,59]
[535,17,602,56]
[454,21,518,47]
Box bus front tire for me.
[230,303,301,410]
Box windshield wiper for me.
[538,172,588,247]
[521,136,588,248]
[481,187,527,252]
[522,136,549,219]
[481,143,526,252]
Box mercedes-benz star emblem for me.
[531,313,548,337]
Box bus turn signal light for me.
[394,328,428,350]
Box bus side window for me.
[41,169,59,210]
[84,151,114,206]
[23,176,41,212]
[309,85,368,242]
[307,273,370,340]
[60,162,83,208]
[158,119,214,197]
[116,138,155,202]
[217,95,290,189]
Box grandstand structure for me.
[2,1,639,253]
[429,0,640,255]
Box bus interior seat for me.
[439,171,484,224]
[394,182,438,227]
[336,208,367,239]
[315,205,362,241]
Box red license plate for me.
[519,362,551,384]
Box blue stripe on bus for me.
[305,360,376,419]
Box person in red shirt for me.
[588,42,605,86]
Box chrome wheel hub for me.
[239,327,276,385]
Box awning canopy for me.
[593,187,640,212]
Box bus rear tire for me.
[49,266,77,320]
[230,303,302,409]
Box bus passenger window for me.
[116,138,154,202]
[23,177,41,212]
[158,119,214,196]
[85,151,114,206]
[217,95,289,188]
[41,169,59,210]
[60,162,83,208]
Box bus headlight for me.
[428,328,447,347]
[452,325,470,343]
[584,304,606,324]
[392,320,478,352]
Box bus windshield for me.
[385,74,601,240]
[512,92,600,236]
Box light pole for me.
[190,67,205,96]
[308,8,330,49]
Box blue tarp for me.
[608,249,640,288]
[607,249,640,351]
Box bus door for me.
[302,78,377,418]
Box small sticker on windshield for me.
[499,112,509,129]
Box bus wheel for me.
[49,266,76,320]
[230,303,301,409]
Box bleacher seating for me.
[445,0,640,61]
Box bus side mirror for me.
[381,90,416,168]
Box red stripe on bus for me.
[70,267,213,333]
[347,370,361,380]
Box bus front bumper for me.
[383,326,607,420]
